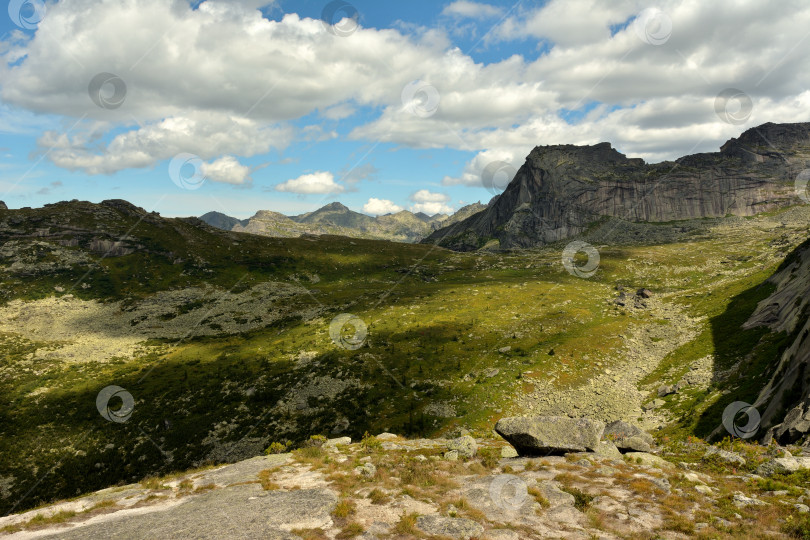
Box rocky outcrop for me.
[742,237,810,445]
[495,416,605,455]
[424,122,810,250]
[0,201,7,210]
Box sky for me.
[1,0,809,219]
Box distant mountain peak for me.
[320,201,349,211]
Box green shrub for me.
[784,513,810,539]
[360,432,382,452]
[561,486,594,511]
[264,441,291,455]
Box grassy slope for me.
[0,201,808,514]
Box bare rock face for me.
[741,236,810,445]
[495,416,605,455]
[425,122,810,250]
[0,201,7,210]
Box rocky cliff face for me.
[425,122,810,250]
[743,237,810,444]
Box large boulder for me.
[603,420,655,453]
[495,416,605,455]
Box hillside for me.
[202,202,487,243]
[2,194,810,518]
[425,122,810,250]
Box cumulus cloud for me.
[200,156,252,185]
[363,198,403,215]
[1,0,810,192]
[275,171,344,194]
[411,189,451,203]
[409,190,453,215]
[441,1,504,19]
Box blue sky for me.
[1,0,809,218]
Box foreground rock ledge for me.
[495,415,605,455]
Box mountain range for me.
[425,122,810,250]
[200,202,487,243]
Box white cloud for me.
[409,190,453,214]
[411,201,454,215]
[363,198,403,215]
[1,0,810,192]
[275,171,344,194]
[441,1,504,19]
[490,0,636,47]
[411,189,451,203]
[201,155,251,185]
[36,113,290,177]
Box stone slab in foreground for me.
[495,416,605,455]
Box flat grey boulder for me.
[415,515,484,539]
[495,416,605,455]
[603,420,654,453]
[41,484,337,539]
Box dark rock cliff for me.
[424,122,810,250]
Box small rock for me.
[536,483,576,507]
[682,472,706,484]
[713,516,733,528]
[796,504,810,513]
[323,437,351,449]
[637,288,653,298]
[447,435,477,459]
[624,452,674,469]
[375,433,398,441]
[498,346,512,354]
[444,450,459,461]
[657,384,676,397]
[500,446,519,458]
[354,463,376,478]
[695,484,713,495]
[704,446,746,466]
[603,421,654,453]
[732,491,767,508]
[642,399,665,411]
[415,515,484,540]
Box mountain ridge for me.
[424,122,810,251]
[200,202,487,243]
